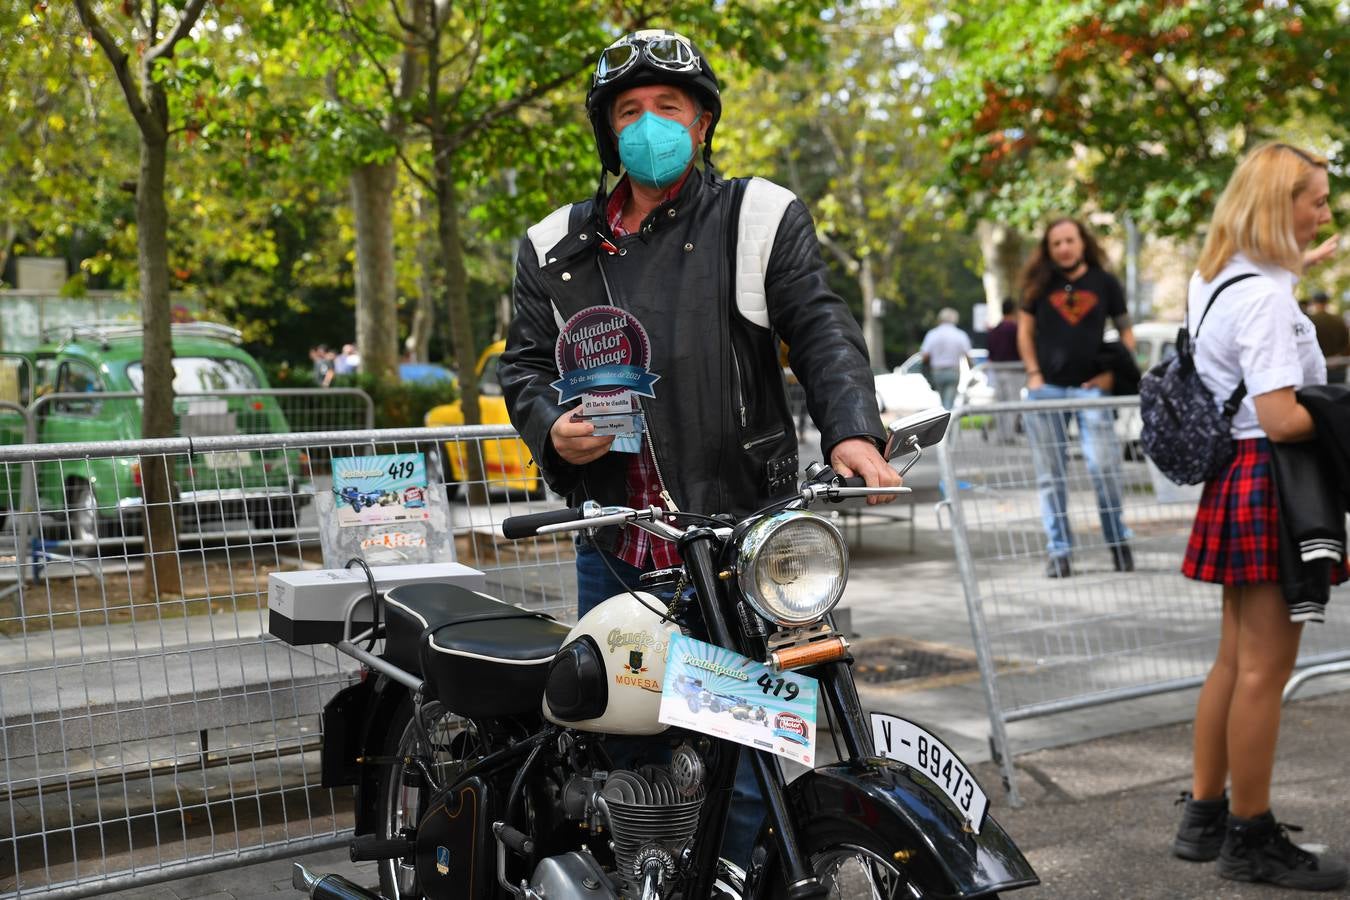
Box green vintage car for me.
[0,322,309,542]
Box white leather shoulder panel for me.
[526,203,575,267]
[735,178,796,328]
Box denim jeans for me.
[573,543,762,867]
[932,367,961,410]
[1022,385,1131,559]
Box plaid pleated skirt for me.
[1183,437,1349,586]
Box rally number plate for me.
[869,713,988,833]
[205,450,254,469]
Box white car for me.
[1130,321,1181,373]
[1102,321,1181,457]
[878,351,993,415]
[874,368,942,418]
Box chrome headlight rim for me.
[735,510,848,627]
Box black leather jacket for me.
[500,168,881,546]
[1270,384,1350,621]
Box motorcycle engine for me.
[526,745,707,900]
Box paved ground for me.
[99,690,1350,900]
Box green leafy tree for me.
[719,2,982,366]
[935,0,1350,235]
[1,4,138,288]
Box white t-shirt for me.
[920,323,972,370]
[1188,252,1326,439]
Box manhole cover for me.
[850,637,979,685]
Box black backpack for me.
[1139,272,1259,485]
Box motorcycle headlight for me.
[736,511,848,627]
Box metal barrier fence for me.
[23,388,375,441]
[0,425,573,898]
[938,396,1350,805]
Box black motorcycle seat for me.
[382,582,570,718]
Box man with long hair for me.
[1017,218,1135,577]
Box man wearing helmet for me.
[501,29,897,868]
[503,30,896,603]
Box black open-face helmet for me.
[585,29,722,176]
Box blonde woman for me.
[1171,142,1347,891]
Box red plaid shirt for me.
[605,174,687,569]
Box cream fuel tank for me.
[541,591,680,735]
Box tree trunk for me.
[408,287,435,363]
[408,191,439,363]
[351,160,400,382]
[0,222,15,285]
[977,220,1025,327]
[859,256,885,370]
[136,116,182,598]
[1124,213,1142,320]
[431,135,488,503]
[496,291,512,343]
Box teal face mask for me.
[617,111,696,188]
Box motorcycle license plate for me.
[869,713,989,833]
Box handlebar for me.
[500,477,910,542]
[501,506,587,539]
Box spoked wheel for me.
[373,699,480,899]
[810,844,907,899]
[764,831,987,900]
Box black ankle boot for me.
[1045,556,1071,578]
[1218,811,1349,891]
[1171,791,1227,861]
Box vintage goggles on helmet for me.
[593,31,700,87]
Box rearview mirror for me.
[883,408,951,462]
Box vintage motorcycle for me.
[294,409,1038,900]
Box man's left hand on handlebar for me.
[829,437,902,505]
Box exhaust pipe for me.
[292,862,386,900]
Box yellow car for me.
[424,340,542,498]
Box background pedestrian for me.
[920,307,972,410]
[333,343,360,376]
[1017,217,1135,578]
[986,297,1022,442]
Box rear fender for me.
[320,673,411,836]
[745,760,1038,899]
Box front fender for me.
[746,759,1038,899]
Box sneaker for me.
[1111,544,1135,572]
[1045,557,1072,578]
[1217,811,1349,891]
[1171,791,1227,861]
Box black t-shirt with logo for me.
[1022,266,1126,387]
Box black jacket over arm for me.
[1269,383,1350,622]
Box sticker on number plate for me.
[659,633,818,765]
[870,713,988,832]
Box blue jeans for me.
[574,543,763,867]
[1023,385,1131,559]
[932,367,960,410]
